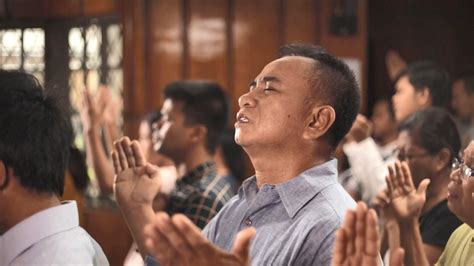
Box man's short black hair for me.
[394,61,451,107]
[0,70,72,196]
[278,43,360,148]
[163,80,229,154]
[399,107,460,163]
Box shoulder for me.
[13,227,108,265]
[312,182,357,220]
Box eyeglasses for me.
[396,151,431,162]
[452,158,473,182]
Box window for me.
[0,28,45,84]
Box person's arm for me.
[112,137,161,258]
[385,161,431,266]
[343,115,388,202]
[80,88,115,195]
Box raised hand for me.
[144,213,256,266]
[80,87,103,132]
[332,202,404,266]
[385,161,430,221]
[344,114,373,143]
[112,137,161,209]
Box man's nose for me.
[238,91,257,108]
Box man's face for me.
[397,131,437,186]
[235,56,314,150]
[153,99,192,163]
[451,80,474,119]
[447,144,474,225]
[392,76,426,122]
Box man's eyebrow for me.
[249,76,281,88]
[260,76,280,83]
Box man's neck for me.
[3,193,60,233]
[247,146,330,188]
[181,146,214,176]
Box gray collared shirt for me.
[203,159,356,265]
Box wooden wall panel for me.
[187,0,229,90]
[5,0,48,18]
[1,0,121,20]
[122,0,147,137]
[83,0,122,16]
[146,0,184,111]
[319,0,368,113]
[283,0,319,44]
[232,0,280,115]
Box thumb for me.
[231,227,256,264]
[416,179,431,196]
[389,247,405,266]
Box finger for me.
[332,228,347,265]
[354,202,367,255]
[400,161,415,192]
[155,213,194,261]
[343,209,356,257]
[365,209,379,257]
[114,138,129,170]
[231,227,256,263]
[393,161,403,194]
[81,87,91,108]
[144,213,181,264]
[131,140,147,167]
[389,247,405,266]
[385,173,395,198]
[111,151,122,173]
[171,214,214,254]
[121,137,136,168]
[416,178,431,197]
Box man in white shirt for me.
[0,70,108,265]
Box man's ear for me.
[435,148,451,171]
[303,105,336,140]
[190,124,208,144]
[416,87,432,107]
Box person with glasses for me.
[373,107,463,264]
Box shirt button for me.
[244,218,252,226]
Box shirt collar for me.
[0,201,79,265]
[238,159,338,218]
[181,161,216,184]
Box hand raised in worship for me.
[332,202,404,266]
[144,213,256,266]
[385,161,430,221]
[345,114,373,143]
[80,87,104,132]
[112,137,161,209]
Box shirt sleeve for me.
[343,137,388,202]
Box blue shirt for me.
[203,159,356,265]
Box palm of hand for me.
[390,190,424,220]
[115,166,160,207]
